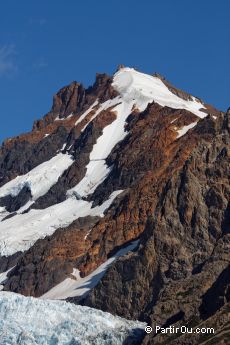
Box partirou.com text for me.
[145,325,215,334]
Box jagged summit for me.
[3,67,215,145]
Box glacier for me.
[0,292,146,345]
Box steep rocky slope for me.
[0,67,228,344]
[83,109,230,344]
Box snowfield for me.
[0,292,146,345]
[0,153,73,200]
[113,67,207,118]
[0,190,123,257]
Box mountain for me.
[0,67,229,345]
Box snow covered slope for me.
[113,67,207,117]
[41,240,139,300]
[0,190,123,256]
[0,153,73,200]
[0,292,146,345]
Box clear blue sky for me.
[0,0,229,143]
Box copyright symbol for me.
[145,326,152,333]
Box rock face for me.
[0,67,229,344]
[83,111,230,344]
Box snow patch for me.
[54,114,60,121]
[75,100,99,126]
[176,121,197,138]
[170,117,178,124]
[41,240,139,300]
[55,113,73,121]
[66,112,73,119]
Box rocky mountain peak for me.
[0,67,229,344]
[52,81,85,117]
